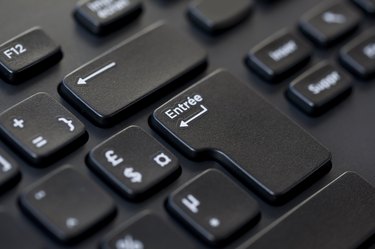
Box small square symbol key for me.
[0,93,87,165]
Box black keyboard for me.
[0,0,375,248]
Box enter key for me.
[152,69,332,204]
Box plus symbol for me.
[12,118,25,128]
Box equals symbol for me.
[32,136,48,148]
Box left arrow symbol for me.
[77,62,116,85]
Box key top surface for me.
[19,167,116,243]
[102,212,196,249]
[168,169,260,245]
[299,2,361,47]
[286,62,352,115]
[74,0,143,35]
[0,27,62,83]
[88,125,181,200]
[187,0,254,34]
[245,30,312,82]
[238,172,375,249]
[61,22,207,127]
[0,149,20,192]
[340,31,375,79]
[0,212,43,249]
[152,69,332,203]
[0,93,87,165]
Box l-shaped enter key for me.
[151,69,332,204]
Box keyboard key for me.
[61,22,207,127]
[238,172,375,249]
[152,70,332,203]
[102,212,196,249]
[19,167,116,243]
[187,0,254,34]
[0,27,62,83]
[299,2,361,47]
[286,62,352,115]
[340,31,375,79]
[0,93,87,165]
[88,126,180,200]
[353,0,375,14]
[168,169,260,245]
[74,0,143,35]
[245,30,312,82]
[0,149,20,192]
[0,212,43,249]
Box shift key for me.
[61,22,207,127]
[152,69,332,204]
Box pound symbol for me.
[153,152,172,167]
[105,150,124,167]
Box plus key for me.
[0,93,87,166]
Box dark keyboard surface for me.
[0,0,375,248]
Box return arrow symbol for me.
[77,62,116,85]
[179,105,208,128]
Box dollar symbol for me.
[123,167,142,183]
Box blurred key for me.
[286,62,352,115]
[340,31,375,79]
[239,172,375,249]
[0,149,20,192]
[187,0,254,34]
[74,0,143,35]
[245,30,312,82]
[300,2,361,47]
[20,167,116,243]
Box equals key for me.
[152,69,332,204]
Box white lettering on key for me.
[32,136,48,148]
[268,40,297,62]
[307,71,340,95]
[57,117,75,132]
[115,235,144,249]
[182,194,200,213]
[34,190,46,200]
[3,44,27,59]
[209,218,221,228]
[164,94,204,120]
[322,12,346,24]
[87,0,130,19]
[12,118,24,129]
[153,152,172,167]
[179,105,208,128]
[0,156,12,173]
[105,150,124,167]
[123,167,142,183]
[363,43,375,59]
[77,62,116,85]
[66,217,79,229]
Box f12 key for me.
[0,27,62,83]
[152,70,332,204]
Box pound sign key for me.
[105,150,124,167]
